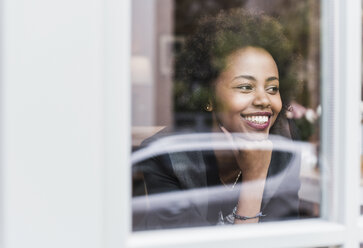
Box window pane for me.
[132,0,321,231]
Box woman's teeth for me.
[244,116,269,124]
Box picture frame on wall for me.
[159,35,184,75]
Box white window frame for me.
[107,0,363,247]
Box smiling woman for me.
[212,46,282,138]
[132,8,303,230]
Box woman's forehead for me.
[224,47,279,77]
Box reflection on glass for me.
[132,0,321,231]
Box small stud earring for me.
[205,104,213,112]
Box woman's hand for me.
[219,126,272,181]
[219,126,272,224]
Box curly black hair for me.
[174,8,298,113]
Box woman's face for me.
[212,46,282,138]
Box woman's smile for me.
[240,112,272,130]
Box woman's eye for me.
[236,85,253,91]
[266,86,279,94]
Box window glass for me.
[132,0,321,231]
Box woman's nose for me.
[253,88,271,108]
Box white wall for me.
[0,0,124,247]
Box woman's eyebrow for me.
[266,76,279,82]
[232,75,279,82]
[232,75,256,81]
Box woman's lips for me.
[241,112,272,130]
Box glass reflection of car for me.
[132,133,317,231]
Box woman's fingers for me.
[219,125,233,141]
[219,125,240,157]
[219,125,273,155]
